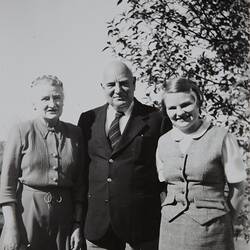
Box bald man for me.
[78,61,171,250]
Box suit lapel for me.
[94,104,112,154]
[112,100,148,156]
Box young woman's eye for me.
[167,106,176,111]
[180,102,190,108]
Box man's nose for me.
[114,82,122,92]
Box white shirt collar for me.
[171,119,211,142]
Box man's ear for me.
[100,82,104,89]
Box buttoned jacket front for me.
[78,99,171,245]
[157,125,231,225]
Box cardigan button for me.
[181,200,186,206]
[107,178,112,183]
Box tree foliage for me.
[104,0,250,241]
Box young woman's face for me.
[164,91,201,134]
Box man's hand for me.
[70,225,82,250]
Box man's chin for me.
[45,115,60,122]
[112,101,128,110]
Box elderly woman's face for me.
[164,91,200,134]
[33,80,64,125]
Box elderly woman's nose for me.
[48,97,56,106]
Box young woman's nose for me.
[176,106,185,116]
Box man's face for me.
[101,64,135,112]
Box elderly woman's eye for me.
[54,95,62,100]
[41,96,50,101]
[120,80,129,86]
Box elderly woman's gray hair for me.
[30,75,63,89]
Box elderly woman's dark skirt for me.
[15,185,73,250]
[159,209,234,250]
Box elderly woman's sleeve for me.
[0,124,22,204]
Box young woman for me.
[156,77,246,250]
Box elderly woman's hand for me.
[2,226,20,250]
[2,204,21,250]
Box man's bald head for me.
[102,61,134,83]
[101,61,136,112]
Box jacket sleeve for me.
[71,127,89,206]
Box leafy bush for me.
[104,0,250,241]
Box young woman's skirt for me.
[159,210,234,250]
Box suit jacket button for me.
[108,159,114,163]
[107,178,112,183]
[105,199,109,203]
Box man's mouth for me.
[113,96,124,100]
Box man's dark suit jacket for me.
[78,98,171,245]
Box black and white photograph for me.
[0,1,249,250]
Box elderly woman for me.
[156,77,246,250]
[0,75,86,250]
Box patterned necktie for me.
[108,111,124,149]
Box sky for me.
[0,0,142,140]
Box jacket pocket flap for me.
[194,197,226,210]
[162,193,176,206]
